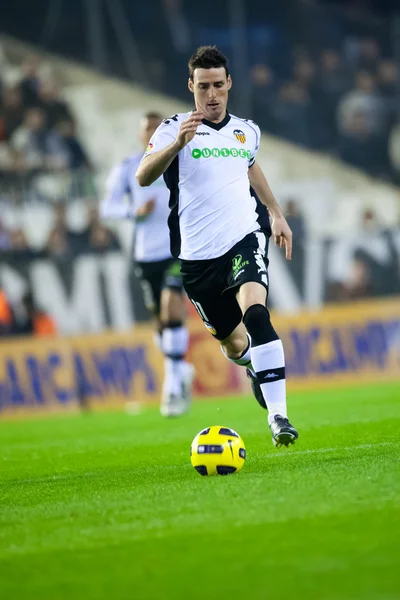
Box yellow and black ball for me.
[190,426,246,476]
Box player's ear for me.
[188,78,194,93]
[227,75,232,90]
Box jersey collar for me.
[201,111,231,131]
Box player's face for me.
[139,117,162,149]
[189,68,232,122]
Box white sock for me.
[161,326,189,398]
[221,334,255,374]
[163,358,182,397]
[162,326,189,357]
[250,339,287,424]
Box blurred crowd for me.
[0,203,121,338]
[273,200,400,303]
[0,0,399,338]
[249,39,399,180]
[129,1,400,181]
[1,1,399,183]
[0,204,120,260]
[1,198,399,338]
[0,287,56,338]
[326,208,400,303]
[0,53,91,186]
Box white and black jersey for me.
[102,153,171,263]
[143,112,270,260]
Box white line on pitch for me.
[263,441,397,458]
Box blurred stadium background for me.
[0,0,399,415]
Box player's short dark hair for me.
[188,46,229,80]
[143,111,163,121]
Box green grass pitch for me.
[1,382,399,600]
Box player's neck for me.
[196,106,228,124]
[202,110,228,124]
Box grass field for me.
[1,383,399,600]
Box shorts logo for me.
[232,254,249,278]
[204,322,217,335]
[234,129,246,143]
[254,249,266,274]
[167,261,181,277]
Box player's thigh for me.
[236,281,267,315]
[181,256,242,341]
[160,259,186,323]
[160,288,186,323]
[227,230,270,305]
[188,290,242,341]
[135,261,166,318]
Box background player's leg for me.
[236,282,298,445]
[160,288,193,416]
[136,262,189,416]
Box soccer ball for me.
[190,426,246,476]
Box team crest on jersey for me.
[233,129,246,144]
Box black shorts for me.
[135,258,183,317]
[181,230,270,340]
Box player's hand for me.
[176,111,204,149]
[271,215,292,260]
[136,198,155,219]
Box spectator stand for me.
[0,28,399,337]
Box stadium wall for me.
[1,299,398,418]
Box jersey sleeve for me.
[248,122,261,168]
[100,161,134,220]
[143,119,178,158]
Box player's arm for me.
[136,111,203,186]
[100,163,134,220]
[135,199,155,221]
[248,162,292,260]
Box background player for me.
[101,112,193,417]
[136,46,298,447]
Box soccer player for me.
[101,112,193,417]
[136,46,299,447]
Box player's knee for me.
[221,338,247,360]
[242,304,279,347]
[160,289,184,323]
